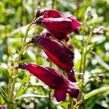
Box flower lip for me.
[68,86,79,98]
[67,16,81,32]
[54,88,67,102]
[43,9,63,18]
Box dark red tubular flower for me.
[31,35,76,82]
[33,9,81,41]
[43,9,81,33]
[17,63,79,102]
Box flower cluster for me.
[17,9,81,102]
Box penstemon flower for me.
[17,63,79,102]
[31,34,76,82]
[33,9,81,41]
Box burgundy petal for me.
[24,64,63,89]
[43,9,63,18]
[67,82,79,98]
[37,36,74,72]
[67,16,81,32]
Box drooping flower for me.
[17,63,79,102]
[43,9,81,33]
[33,9,81,41]
[31,34,76,82]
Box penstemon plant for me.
[0,1,108,109]
[16,8,81,108]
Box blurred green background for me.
[0,0,109,109]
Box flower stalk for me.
[7,23,32,109]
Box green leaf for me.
[59,101,69,109]
[14,75,30,99]
[86,43,94,54]
[15,94,48,100]
[75,59,81,71]
[0,95,5,104]
[21,74,30,84]
[14,87,28,99]
[0,87,8,103]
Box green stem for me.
[79,16,87,74]
[48,89,51,109]
[4,13,8,63]
[76,0,80,18]
[48,61,52,109]
[84,86,109,100]
[78,10,89,108]
[8,72,12,101]
[8,103,13,109]
[18,23,32,62]
[9,78,16,101]
[7,67,16,109]
[52,0,55,9]
[69,97,73,109]
[82,29,92,82]
[22,23,32,48]
[7,23,32,109]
